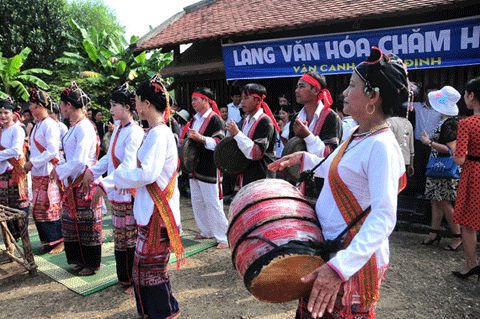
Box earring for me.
[366,103,375,115]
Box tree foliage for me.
[0,0,70,70]
[65,0,125,37]
[0,48,52,101]
[56,19,173,108]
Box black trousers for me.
[413,138,431,195]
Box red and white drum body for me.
[228,179,325,303]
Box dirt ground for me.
[1,196,480,319]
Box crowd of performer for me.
[1,44,479,319]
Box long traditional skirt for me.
[0,170,30,240]
[61,185,103,270]
[111,201,137,285]
[295,266,388,319]
[133,225,180,319]
[32,175,63,246]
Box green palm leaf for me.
[15,75,49,89]
[10,80,29,101]
[82,40,98,63]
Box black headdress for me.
[60,81,91,109]
[111,82,136,111]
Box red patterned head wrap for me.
[191,92,220,116]
[299,73,333,109]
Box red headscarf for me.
[192,92,221,116]
[243,90,280,132]
[299,73,333,109]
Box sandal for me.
[421,229,442,246]
[444,234,462,251]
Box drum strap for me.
[328,131,407,307]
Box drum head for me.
[281,137,307,182]
[249,254,325,303]
[214,136,251,176]
[180,138,201,173]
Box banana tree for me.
[0,47,52,101]
[56,19,173,87]
[56,19,129,86]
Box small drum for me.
[214,136,251,176]
[228,179,325,303]
[179,138,201,173]
[281,137,307,182]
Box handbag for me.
[425,146,460,179]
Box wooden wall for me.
[174,65,479,117]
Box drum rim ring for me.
[230,214,321,267]
[227,195,315,237]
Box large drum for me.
[214,136,251,176]
[179,138,201,173]
[228,179,325,303]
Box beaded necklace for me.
[353,123,389,139]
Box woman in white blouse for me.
[52,81,102,276]
[84,83,144,294]
[113,75,182,319]
[0,97,30,240]
[270,47,410,319]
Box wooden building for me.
[129,0,479,114]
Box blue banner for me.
[222,16,480,80]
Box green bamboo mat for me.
[16,215,216,295]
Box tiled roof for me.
[132,0,467,52]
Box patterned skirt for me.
[0,170,30,208]
[133,225,180,319]
[424,177,458,201]
[61,185,103,270]
[32,175,63,245]
[296,266,388,319]
[0,170,30,240]
[111,201,137,285]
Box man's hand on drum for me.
[187,128,204,143]
[293,117,311,139]
[226,119,240,136]
[301,264,342,318]
[268,151,304,171]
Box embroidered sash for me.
[328,131,407,307]
[111,126,136,198]
[32,120,60,166]
[0,129,28,199]
[142,159,185,269]
[64,171,87,218]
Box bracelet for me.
[201,136,206,143]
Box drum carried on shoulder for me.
[227,179,326,303]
